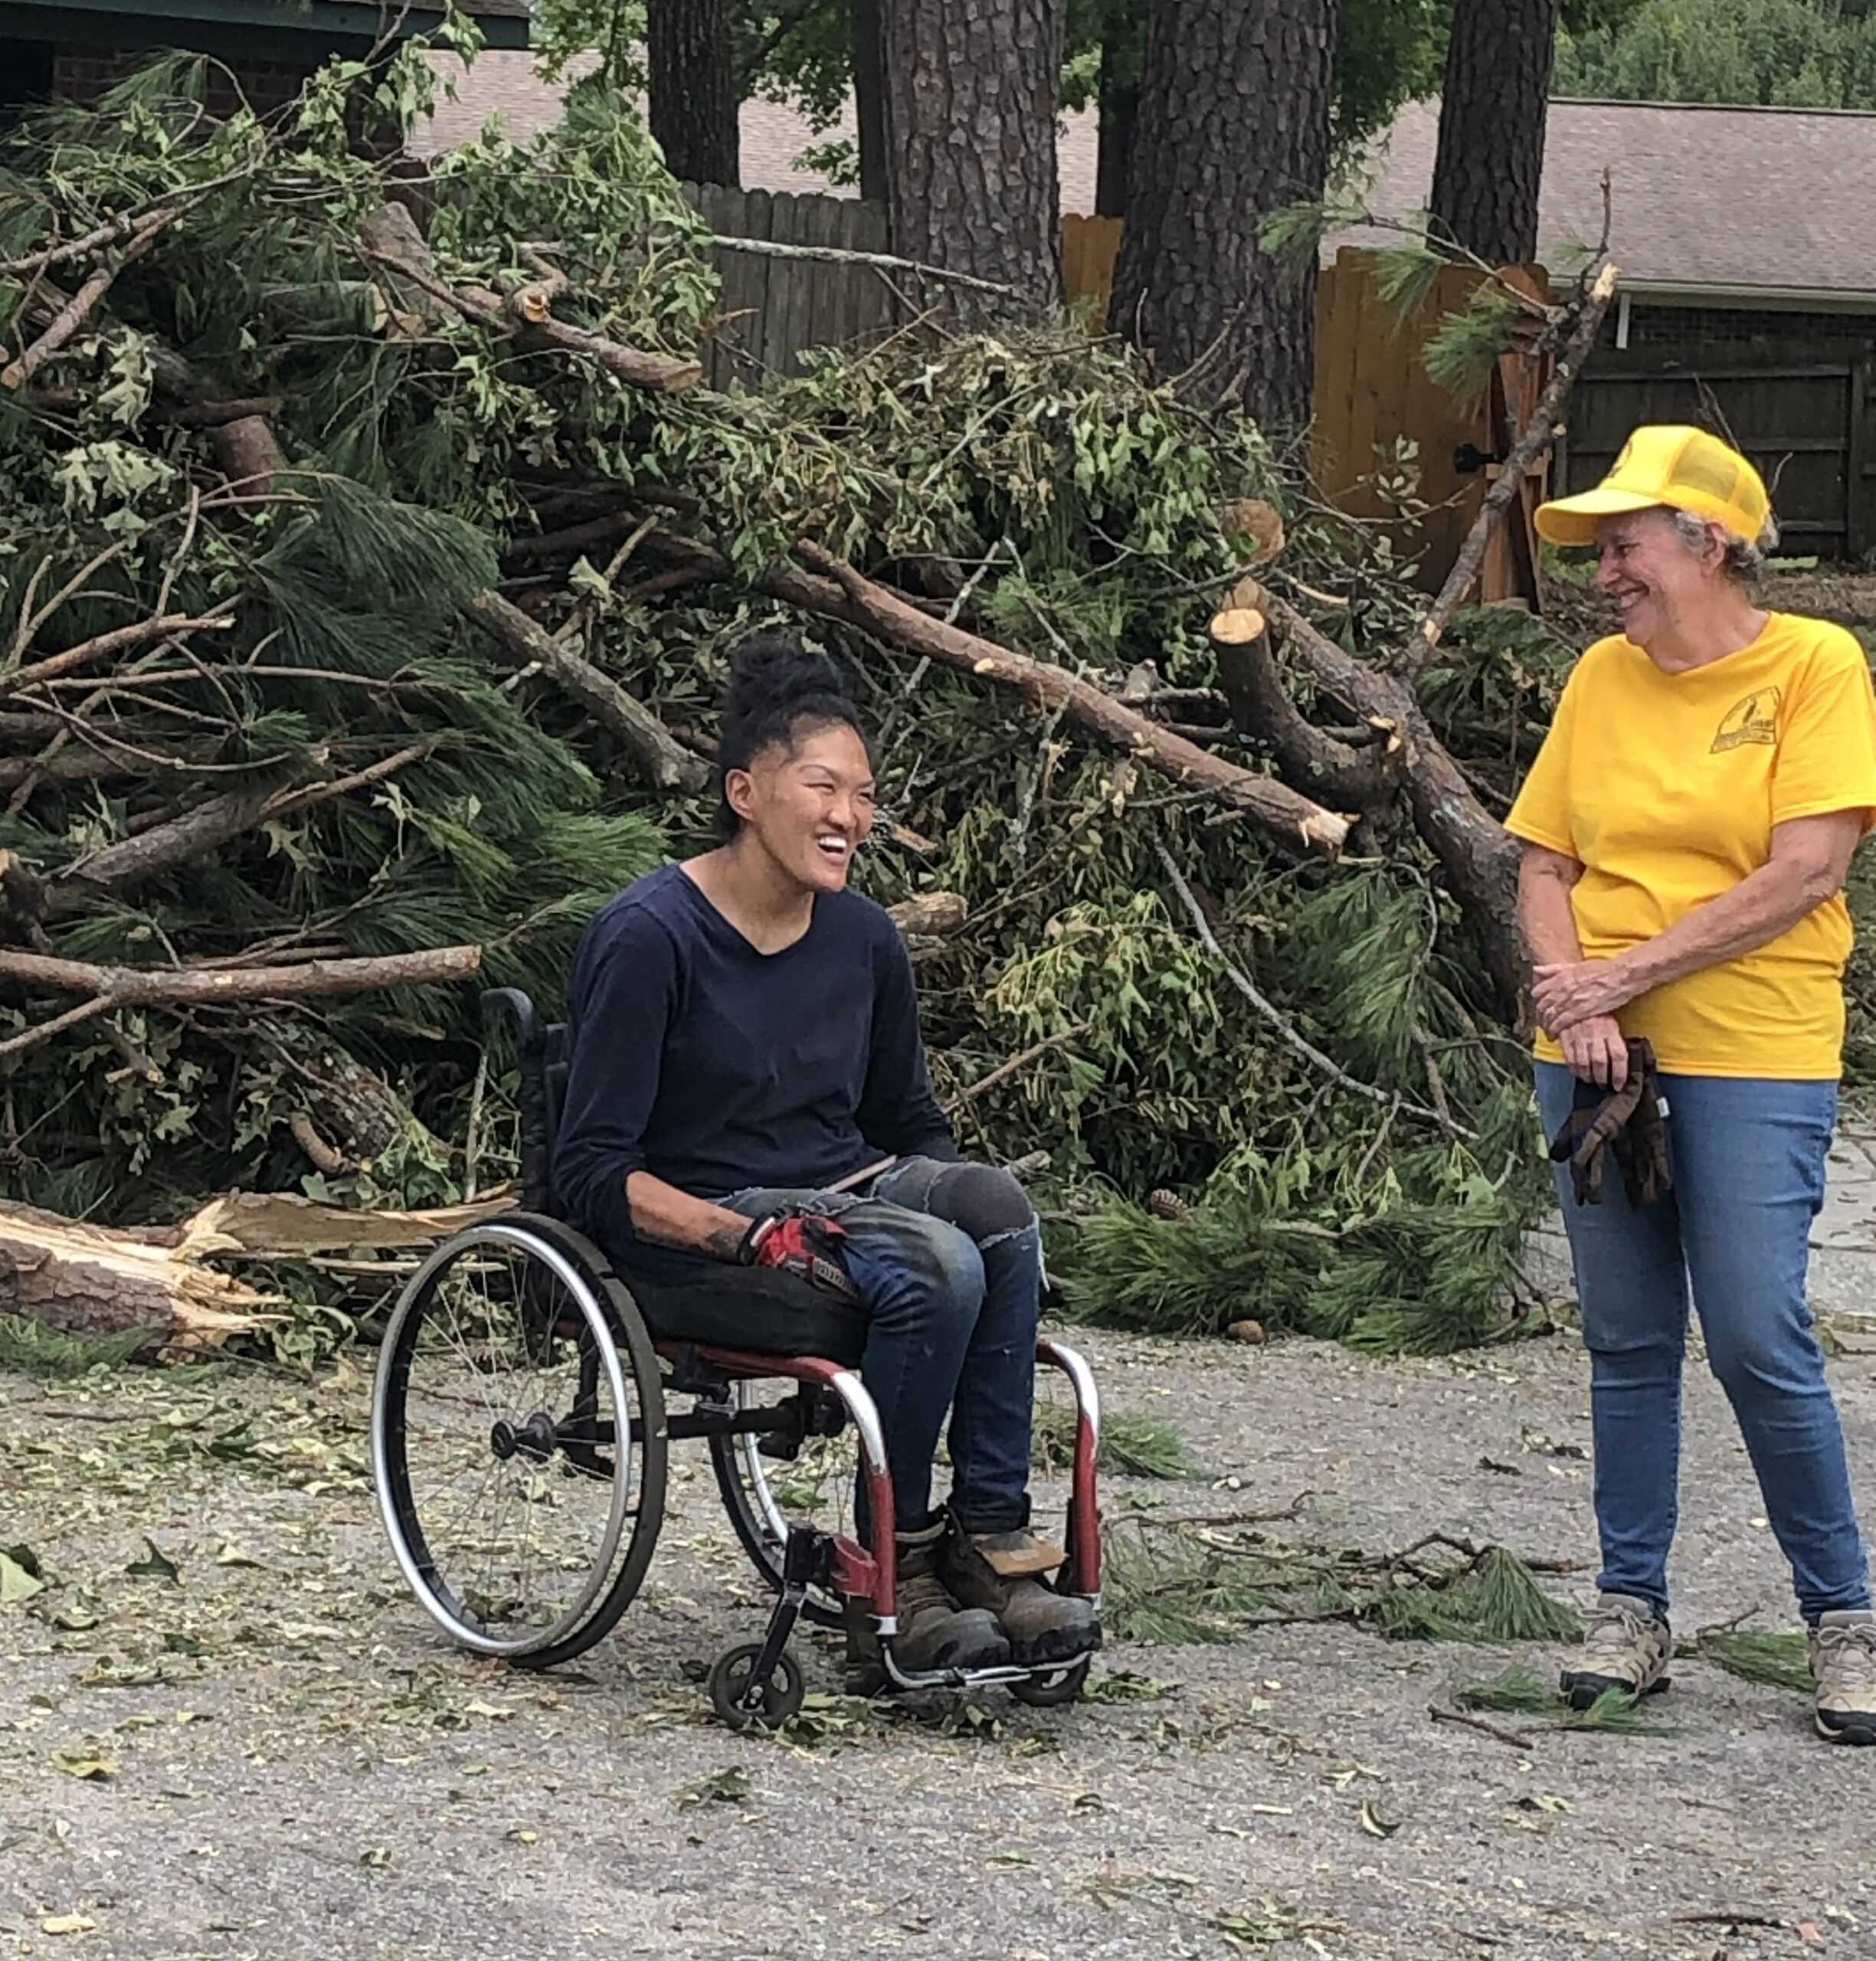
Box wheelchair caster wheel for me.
[1008,1656,1092,1708]
[708,1642,806,1731]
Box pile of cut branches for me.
[2,44,1596,1360]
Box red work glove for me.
[737,1209,861,1303]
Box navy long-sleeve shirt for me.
[553,863,959,1252]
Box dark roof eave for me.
[1621,277,1876,310]
[0,0,529,54]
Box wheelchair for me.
[369,989,1103,1730]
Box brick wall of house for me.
[52,47,317,119]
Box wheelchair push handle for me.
[480,987,554,1213]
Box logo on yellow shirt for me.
[1711,686,1783,752]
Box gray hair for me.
[1669,506,1779,585]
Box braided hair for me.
[713,634,873,839]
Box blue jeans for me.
[720,1157,1041,1534]
[1537,1062,1871,1623]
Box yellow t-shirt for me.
[1504,611,1876,1077]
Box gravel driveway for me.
[5,1293,1874,1961]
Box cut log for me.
[885,891,967,938]
[0,1198,273,1354]
[178,1188,516,1259]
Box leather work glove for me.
[737,1207,862,1302]
[1547,1037,1671,1208]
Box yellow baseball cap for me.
[1534,425,1771,548]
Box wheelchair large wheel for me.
[372,1216,667,1667]
[708,1381,858,1629]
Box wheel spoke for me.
[374,1225,648,1656]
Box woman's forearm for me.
[1517,853,1587,966]
[624,1170,752,1261]
[1616,859,1836,997]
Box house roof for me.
[2,0,529,55]
[415,67,1876,302]
[1354,97,1876,303]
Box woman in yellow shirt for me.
[1508,426,1876,1744]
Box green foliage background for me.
[0,44,1586,1360]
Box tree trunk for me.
[647,0,741,187]
[1095,7,1142,219]
[1428,0,1560,265]
[0,1199,269,1354]
[850,0,889,204]
[880,0,1066,314]
[1108,0,1337,432]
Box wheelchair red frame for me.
[369,989,1102,1727]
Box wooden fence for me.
[682,182,899,385]
[685,189,1551,594]
[1563,356,1874,559]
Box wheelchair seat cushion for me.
[620,1263,869,1367]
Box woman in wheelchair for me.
[552,637,1101,1678]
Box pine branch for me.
[461,590,709,793]
[0,946,483,1063]
[1154,845,1461,1134]
[1,211,172,391]
[355,203,704,396]
[1399,264,1621,680]
[778,541,1350,856]
[1,613,237,697]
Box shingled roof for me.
[1357,97,1876,301]
[417,69,1876,301]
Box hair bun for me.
[725,635,849,718]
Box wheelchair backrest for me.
[481,988,568,1216]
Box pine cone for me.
[1148,1189,1192,1223]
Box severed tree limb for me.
[0,944,482,1063]
[1,211,171,391]
[462,589,709,792]
[944,1023,1089,1115]
[356,203,703,394]
[1400,264,1621,679]
[705,232,1021,300]
[56,742,434,892]
[0,1197,272,1353]
[884,891,967,938]
[1209,594,1402,812]
[1156,844,1461,1133]
[1252,582,1528,1020]
[160,396,284,429]
[1,611,235,697]
[778,542,1349,856]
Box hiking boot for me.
[938,1511,1102,1667]
[1809,1609,1876,1746]
[1560,1593,1671,1709]
[846,1517,1010,1685]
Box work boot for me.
[1809,1609,1876,1746]
[938,1510,1102,1667]
[1560,1592,1671,1709]
[846,1517,1010,1686]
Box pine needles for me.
[1031,1403,1197,1480]
[1102,1517,1581,1650]
[0,1315,156,1377]
[1690,1628,1815,1693]
[1451,1663,1668,1736]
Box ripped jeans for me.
[720,1156,1042,1534]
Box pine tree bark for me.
[647,0,741,187]
[1108,0,1337,432]
[850,0,889,204]
[1428,0,1560,265]
[880,0,1066,313]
